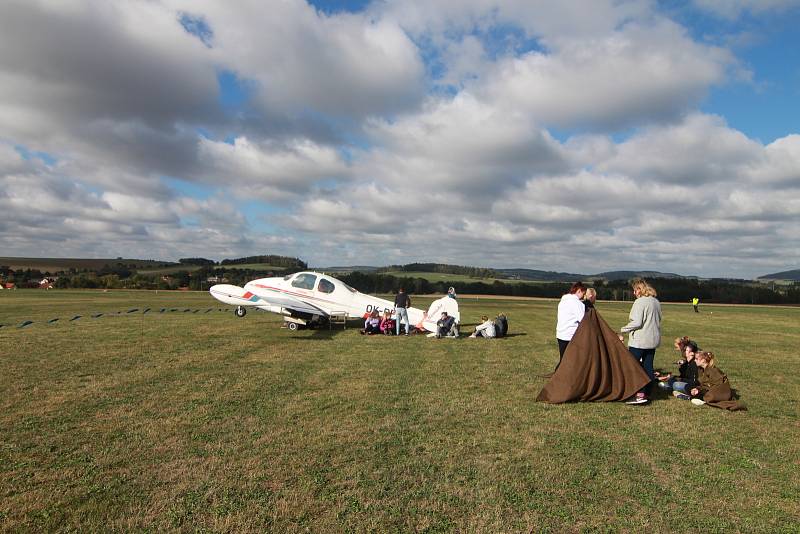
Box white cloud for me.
[0,1,798,277]
[174,0,426,120]
[596,113,762,183]
[477,20,734,130]
[692,0,800,19]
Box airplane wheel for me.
[235,306,246,318]
[287,322,298,331]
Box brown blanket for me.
[699,367,747,411]
[537,309,650,403]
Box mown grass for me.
[1,290,798,532]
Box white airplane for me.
[209,271,460,332]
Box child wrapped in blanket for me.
[689,351,746,411]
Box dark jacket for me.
[394,292,411,308]
[678,359,699,390]
[437,316,455,335]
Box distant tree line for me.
[220,255,307,269]
[338,272,800,305]
[3,259,798,304]
[179,257,216,266]
[378,263,500,279]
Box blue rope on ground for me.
[19,320,33,328]
[127,308,138,313]
[70,315,82,321]
[92,313,104,318]
[143,308,151,314]
[48,318,59,324]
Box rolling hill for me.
[758,269,800,281]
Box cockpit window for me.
[318,278,335,294]
[291,273,317,290]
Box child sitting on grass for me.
[361,311,381,335]
[657,337,700,400]
[689,351,746,411]
[379,310,395,335]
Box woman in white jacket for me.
[555,282,587,369]
[470,316,496,338]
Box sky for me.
[1,0,799,279]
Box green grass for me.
[1,290,798,532]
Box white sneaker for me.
[691,398,706,406]
[625,394,649,405]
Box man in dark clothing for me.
[394,288,411,335]
[436,312,456,338]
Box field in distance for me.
[1,290,798,531]
[0,257,172,273]
[379,270,554,284]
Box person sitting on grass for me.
[436,311,457,338]
[657,337,700,400]
[361,310,381,335]
[379,310,395,335]
[469,315,496,338]
[689,351,746,411]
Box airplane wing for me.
[210,284,328,317]
[257,290,328,316]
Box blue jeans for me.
[396,307,410,335]
[629,347,656,396]
[657,378,689,393]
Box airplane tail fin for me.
[418,295,460,333]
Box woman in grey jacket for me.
[619,279,662,404]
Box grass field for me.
[1,290,798,532]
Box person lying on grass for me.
[689,351,746,411]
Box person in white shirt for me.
[555,282,587,369]
[469,315,496,338]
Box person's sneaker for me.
[625,393,649,405]
[691,398,706,406]
[673,392,691,400]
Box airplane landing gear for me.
[235,306,246,318]
[287,322,298,331]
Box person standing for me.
[692,297,700,313]
[394,287,411,335]
[619,279,662,405]
[555,282,587,369]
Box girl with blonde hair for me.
[690,351,746,410]
[619,278,662,405]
